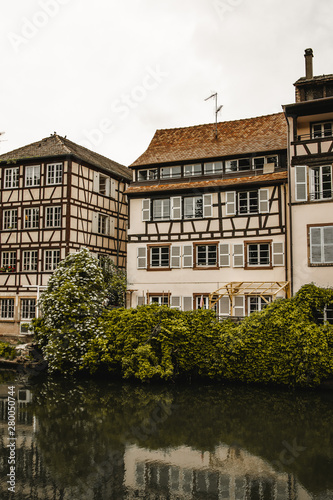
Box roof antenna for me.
[205,93,223,139]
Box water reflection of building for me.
[123,444,313,500]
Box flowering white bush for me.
[33,248,107,373]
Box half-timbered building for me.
[283,49,333,308]
[0,134,131,336]
[126,113,289,317]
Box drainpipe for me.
[283,109,294,296]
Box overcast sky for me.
[1,0,332,166]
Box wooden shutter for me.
[219,296,230,315]
[92,213,98,233]
[171,246,181,268]
[225,191,236,215]
[233,244,244,267]
[93,172,99,193]
[272,242,284,266]
[234,296,244,317]
[170,296,181,309]
[219,244,230,267]
[183,245,193,268]
[171,197,182,219]
[295,166,307,202]
[137,247,147,269]
[309,227,322,264]
[183,296,193,311]
[110,178,116,199]
[203,194,213,217]
[142,199,151,221]
[259,188,269,213]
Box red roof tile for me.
[131,113,287,167]
[125,171,288,195]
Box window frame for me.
[0,298,15,320]
[238,190,259,214]
[184,163,202,177]
[1,251,16,270]
[46,163,63,185]
[25,165,41,187]
[203,161,223,175]
[3,208,18,230]
[45,206,61,228]
[147,293,170,306]
[20,298,36,320]
[308,224,333,266]
[44,249,60,271]
[311,121,333,139]
[22,250,38,271]
[24,207,39,229]
[4,167,19,189]
[245,240,272,269]
[309,165,332,201]
[183,196,203,219]
[160,166,182,179]
[148,244,171,270]
[152,198,171,221]
[194,242,218,269]
[137,168,158,181]
[247,295,272,315]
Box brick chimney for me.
[304,48,313,80]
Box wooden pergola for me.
[209,281,290,314]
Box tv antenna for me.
[205,93,223,139]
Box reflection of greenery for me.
[29,377,333,496]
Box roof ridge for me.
[53,134,72,154]
[154,112,284,134]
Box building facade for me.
[0,134,131,336]
[283,49,333,300]
[126,113,290,317]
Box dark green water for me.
[0,372,332,499]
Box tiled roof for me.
[125,171,288,195]
[131,113,287,167]
[0,134,132,180]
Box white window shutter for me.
[203,194,213,217]
[234,296,244,317]
[142,199,151,221]
[183,245,193,268]
[225,191,236,216]
[137,295,146,306]
[170,296,181,309]
[295,166,307,202]
[92,213,98,233]
[183,296,193,311]
[93,172,99,193]
[323,226,333,263]
[233,244,244,267]
[272,242,284,266]
[259,188,269,213]
[310,227,322,263]
[219,296,230,315]
[137,247,147,269]
[219,244,230,267]
[171,197,182,220]
[171,246,181,268]
[108,217,114,237]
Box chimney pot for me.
[304,48,313,79]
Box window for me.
[23,250,38,271]
[312,121,333,138]
[3,209,17,230]
[238,191,258,214]
[149,295,169,306]
[4,167,19,189]
[160,166,181,179]
[248,296,271,314]
[138,169,158,181]
[25,165,40,186]
[196,295,210,310]
[309,225,333,265]
[253,156,278,169]
[184,196,203,219]
[1,251,16,270]
[246,243,270,267]
[184,164,202,176]
[44,250,60,271]
[226,158,250,173]
[152,199,170,220]
[24,208,39,229]
[195,244,218,267]
[0,299,14,319]
[98,214,109,235]
[204,162,223,175]
[45,206,61,227]
[150,246,170,268]
[46,163,63,185]
[309,165,332,200]
[98,174,109,195]
[21,299,36,320]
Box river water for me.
[0,371,332,500]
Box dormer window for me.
[226,158,250,172]
[204,162,223,175]
[138,169,158,181]
[184,164,202,176]
[160,166,181,179]
[253,156,278,169]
